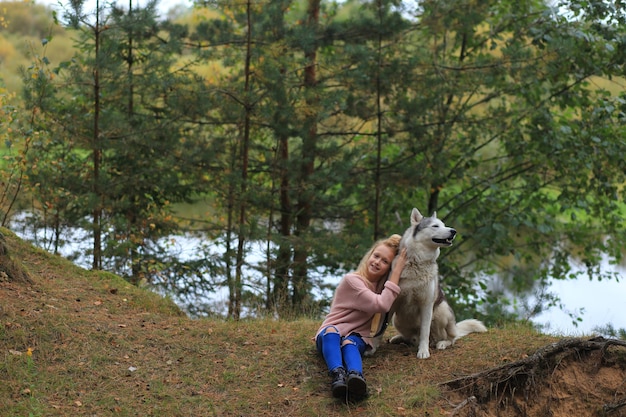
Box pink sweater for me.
[315,273,401,348]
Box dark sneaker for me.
[347,371,367,401]
[329,367,347,399]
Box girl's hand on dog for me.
[389,249,407,285]
[396,248,407,268]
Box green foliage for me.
[0,1,74,93]
[364,0,626,321]
[1,1,64,38]
[2,0,625,325]
[18,0,212,281]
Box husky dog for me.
[384,208,486,359]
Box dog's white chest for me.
[397,261,438,303]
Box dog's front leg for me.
[417,303,434,359]
[364,335,382,356]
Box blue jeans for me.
[316,325,367,375]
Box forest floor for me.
[1,227,625,416]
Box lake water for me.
[532,274,626,335]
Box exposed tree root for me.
[449,395,477,416]
[601,396,626,415]
[440,336,626,413]
[0,232,33,284]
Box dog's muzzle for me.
[433,229,456,246]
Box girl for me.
[315,234,407,401]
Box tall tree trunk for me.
[268,4,292,315]
[126,0,142,284]
[260,1,295,317]
[232,0,254,319]
[226,144,236,318]
[373,0,384,241]
[273,130,292,314]
[92,0,103,270]
[429,33,468,216]
[292,0,320,312]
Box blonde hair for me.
[354,234,402,279]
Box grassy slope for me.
[0,228,562,417]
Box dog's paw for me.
[416,349,430,359]
[364,348,376,357]
[436,340,452,350]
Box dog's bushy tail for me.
[454,319,487,341]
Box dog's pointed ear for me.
[410,208,423,225]
[432,211,437,219]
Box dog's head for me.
[405,208,457,249]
